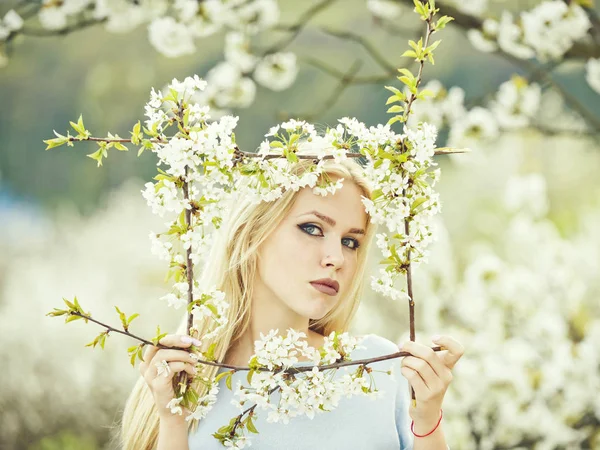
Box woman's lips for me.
[310,282,338,296]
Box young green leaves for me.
[46,296,90,324]
[115,306,139,333]
[386,0,454,127]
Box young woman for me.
[118,155,464,449]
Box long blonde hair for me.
[116,156,378,449]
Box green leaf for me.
[401,50,418,59]
[385,95,399,105]
[246,416,259,434]
[100,333,108,349]
[69,114,90,139]
[129,349,137,367]
[413,0,426,16]
[115,306,127,326]
[247,369,255,385]
[416,89,435,100]
[63,298,76,310]
[204,342,217,361]
[434,15,454,31]
[215,371,231,384]
[126,313,140,326]
[225,372,233,390]
[387,116,405,126]
[46,308,68,317]
[87,146,107,167]
[131,121,142,145]
[43,130,71,150]
[397,68,414,79]
[387,105,404,113]
[411,197,428,212]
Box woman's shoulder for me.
[352,333,400,358]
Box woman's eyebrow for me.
[298,210,365,235]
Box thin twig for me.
[283,59,363,122]
[67,311,444,372]
[320,28,398,74]
[260,0,337,56]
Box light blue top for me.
[188,334,436,450]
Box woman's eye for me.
[298,224,360,251]
[343,237,361,250]
[299,224,322,236]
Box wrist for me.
[159,412,188,427]
[411,409,443,437]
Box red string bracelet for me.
[411,409,443,438]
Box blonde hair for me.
[116,156,377,450]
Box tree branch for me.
[280,59,363,122]
[260,0,338,56]
[66,310,443,373]
[320,27,399,74]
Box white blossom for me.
[148,16,195,58]
[467,19,499,53]
[489,77,541,129]
[366,0,403,20]
[3,10,24,32]
[521,1,590,61]
[497,11,535,60]
[225,32,258,72]
[586,58,600,94]
[254,52,299,91]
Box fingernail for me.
[192,338,202,347]
[181,336,193,344]
[431,334,441,342]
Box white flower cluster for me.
[0,9,23,40]
[586,58,600,95]
[252,329,321,369]
[185,380,221,421]
[357,119,441,300]
[3,0,296,110]
[468,1,591,62]
[488,76,541,130]
[366,0,403,20]
[211,330,371,445]
[135,74,440,445]
[401,77,543,150]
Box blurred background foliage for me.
[1,0,600,449]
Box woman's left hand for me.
[399,335,465,423]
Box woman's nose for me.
[321,241,344,268]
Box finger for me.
[152,361,197,383]
[431,335,465,369]
[140,334,199,374]
[400,341,448,380]
[151,349,199,367]
[400,366,428,398]
[139,344,158,375]
[159,334,201,349]
[401,356,438,391]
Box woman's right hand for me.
[139,334,201,421]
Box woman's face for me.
[254,177,368,324]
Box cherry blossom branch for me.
[392,0,600,60]
[53,134,468,156]
[64,310,443,372]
